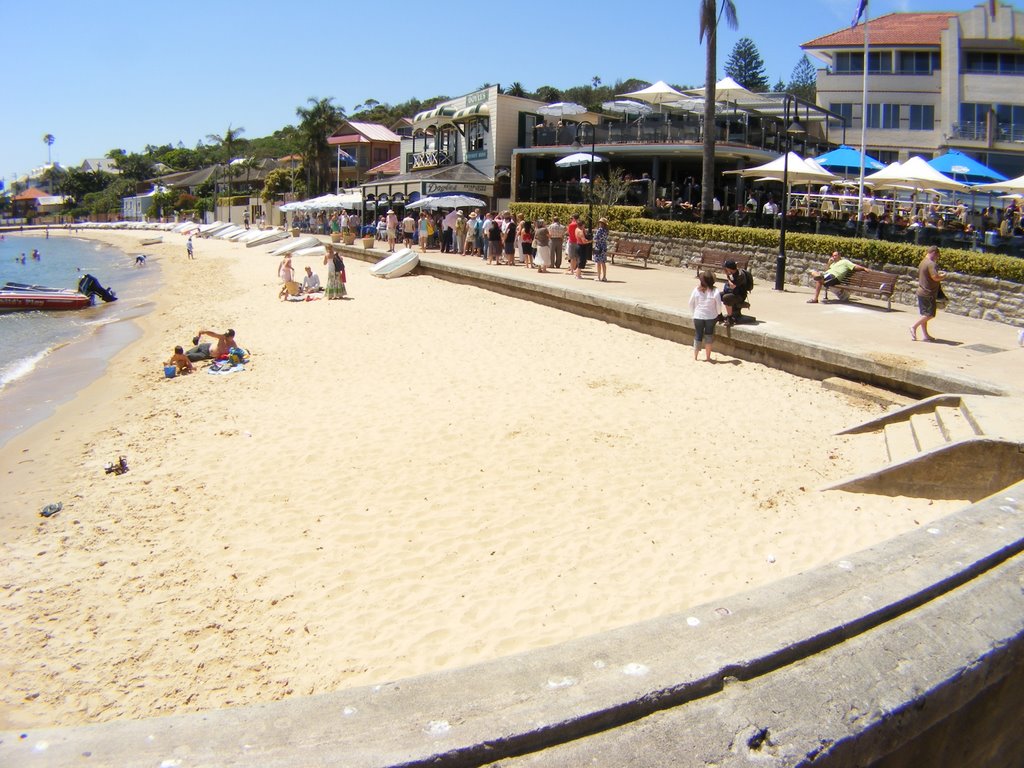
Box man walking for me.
[186,236,194,259]
[911,246,945,342]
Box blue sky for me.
[1,0,987,183]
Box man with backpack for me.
[721,259,753,326]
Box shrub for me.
[618,218,1024,283]
[509,203,643,230]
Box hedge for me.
[506,205,1024,283]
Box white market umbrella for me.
[729,152,837,184]
[601,99,653,116]
[537,101,587,118]
[618,80,686,111]
[555,152,606,168]
[865,156,966,192]
[974,172,1024,193]
[406,194,487,210]
[685,76,753,102]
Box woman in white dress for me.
[533,219,551,273]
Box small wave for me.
[0,348,51,389]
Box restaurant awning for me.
[452,103,490,121]
[412,106,456,123]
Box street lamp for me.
[572,122,597,231]
[775,115,806,291]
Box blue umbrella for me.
[813,145,885,177]
[927,150,1007,185]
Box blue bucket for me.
[164,365,177,379]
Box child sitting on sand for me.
[165,346,194,375]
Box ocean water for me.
[0,233,157,443]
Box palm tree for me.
[43,134,55,165]
[507,82,526,98]
[296,97,344,195]
[206,124,245,209]
[699,0,738,220]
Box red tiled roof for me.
[367,157,401,176]
[13,187,48,200]
[802,12,957,48]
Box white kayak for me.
[269,236,320,256]
[369,248,419,279]
[292,244,328,258]
[245,230,289,247]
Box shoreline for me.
[0,228,965,730]
[0,231,160,448]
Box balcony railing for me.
[409,149,454,171]
[533,120,763,149]
[950,123,1024,143]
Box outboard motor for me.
[77,274,118,303]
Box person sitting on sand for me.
[808,251,867,303]
[187,329,239,361]
[165,346,194,374]
[301,265,322,293]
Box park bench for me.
[825,269,900,310]
[609,239,652,268]
[691,248,750,277]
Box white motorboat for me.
[369,248,419,279]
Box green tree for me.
[584,168,634,224]
[296,97,344,196]
[787,54,818,103]
[699,0,738,220]
[724,37,769,92]
[773,78,786,93]
[206,124,245,211]
[535,85,562,103]
[507,82,526,97]
[43,133,55,164]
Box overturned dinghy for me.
[369,248,419,279]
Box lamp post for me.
[775,109,806,291]
[572,122,597,231]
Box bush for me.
[509,203,643,230]
[618,218,1024,283]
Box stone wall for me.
[621,232,1024,327]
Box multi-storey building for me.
[802,2,1024,178]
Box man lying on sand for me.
[186,329,239,361]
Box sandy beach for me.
[0,228,964,730]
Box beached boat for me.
[269,236,319,256]
[246,230,289,247]
[292,244,328,258]
[0,275,118,312]
[369,248,419,279]
[139,236,163,246]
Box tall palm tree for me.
[699,0,738,220]
[43,134,55,165]
[206,124,245,205]
[296,97,344,195]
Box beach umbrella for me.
[406,194,487,210]
[601,99,653,117]
[927,150,1008,185]
[555,152,606,168]
[814,145,885,176]
[729,152,836,184]
[537,101,587,118]
[618,80,686,111]
[866,155,967,192]
[972,172,1024,193]
[684,76,753,103]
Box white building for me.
[803,2,1024,177]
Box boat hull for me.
[0,291,92,311]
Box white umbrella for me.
[601,99,653,116]
[865,156,966,192]
[974,173,1024,193]
[555,152,606,168]
[406,194,487,210]
[537,101,587,118]
[729,152,837,184]
[685,76,753,102]
[618,80,686,110]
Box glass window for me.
[835,52,863,74]
[866,104,899,129]
[466,118,488,153]
[830,103,854,126]
[898,50,937,74]
[868,51,892,73]
[909,105,935,131]
[866,103,880,129]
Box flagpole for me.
[857,0,870,229]
[336,147,341,194]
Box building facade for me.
[803,2,1024,177]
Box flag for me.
[851,0,867,27]
[337,148,356,166]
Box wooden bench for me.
[609,239,652,268]
[691,248,750,277]
[825,269,899,310]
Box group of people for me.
[277,247,347,300]
[165,328,242,374]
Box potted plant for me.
[330,230,342,243]
[342,227,357,246]
[360,232,375,249]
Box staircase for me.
[828,394,1024,501]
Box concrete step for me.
[910,411,948,453]
[935,404,981,443]
[884,420,919,464]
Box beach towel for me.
[207,361,246,375]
